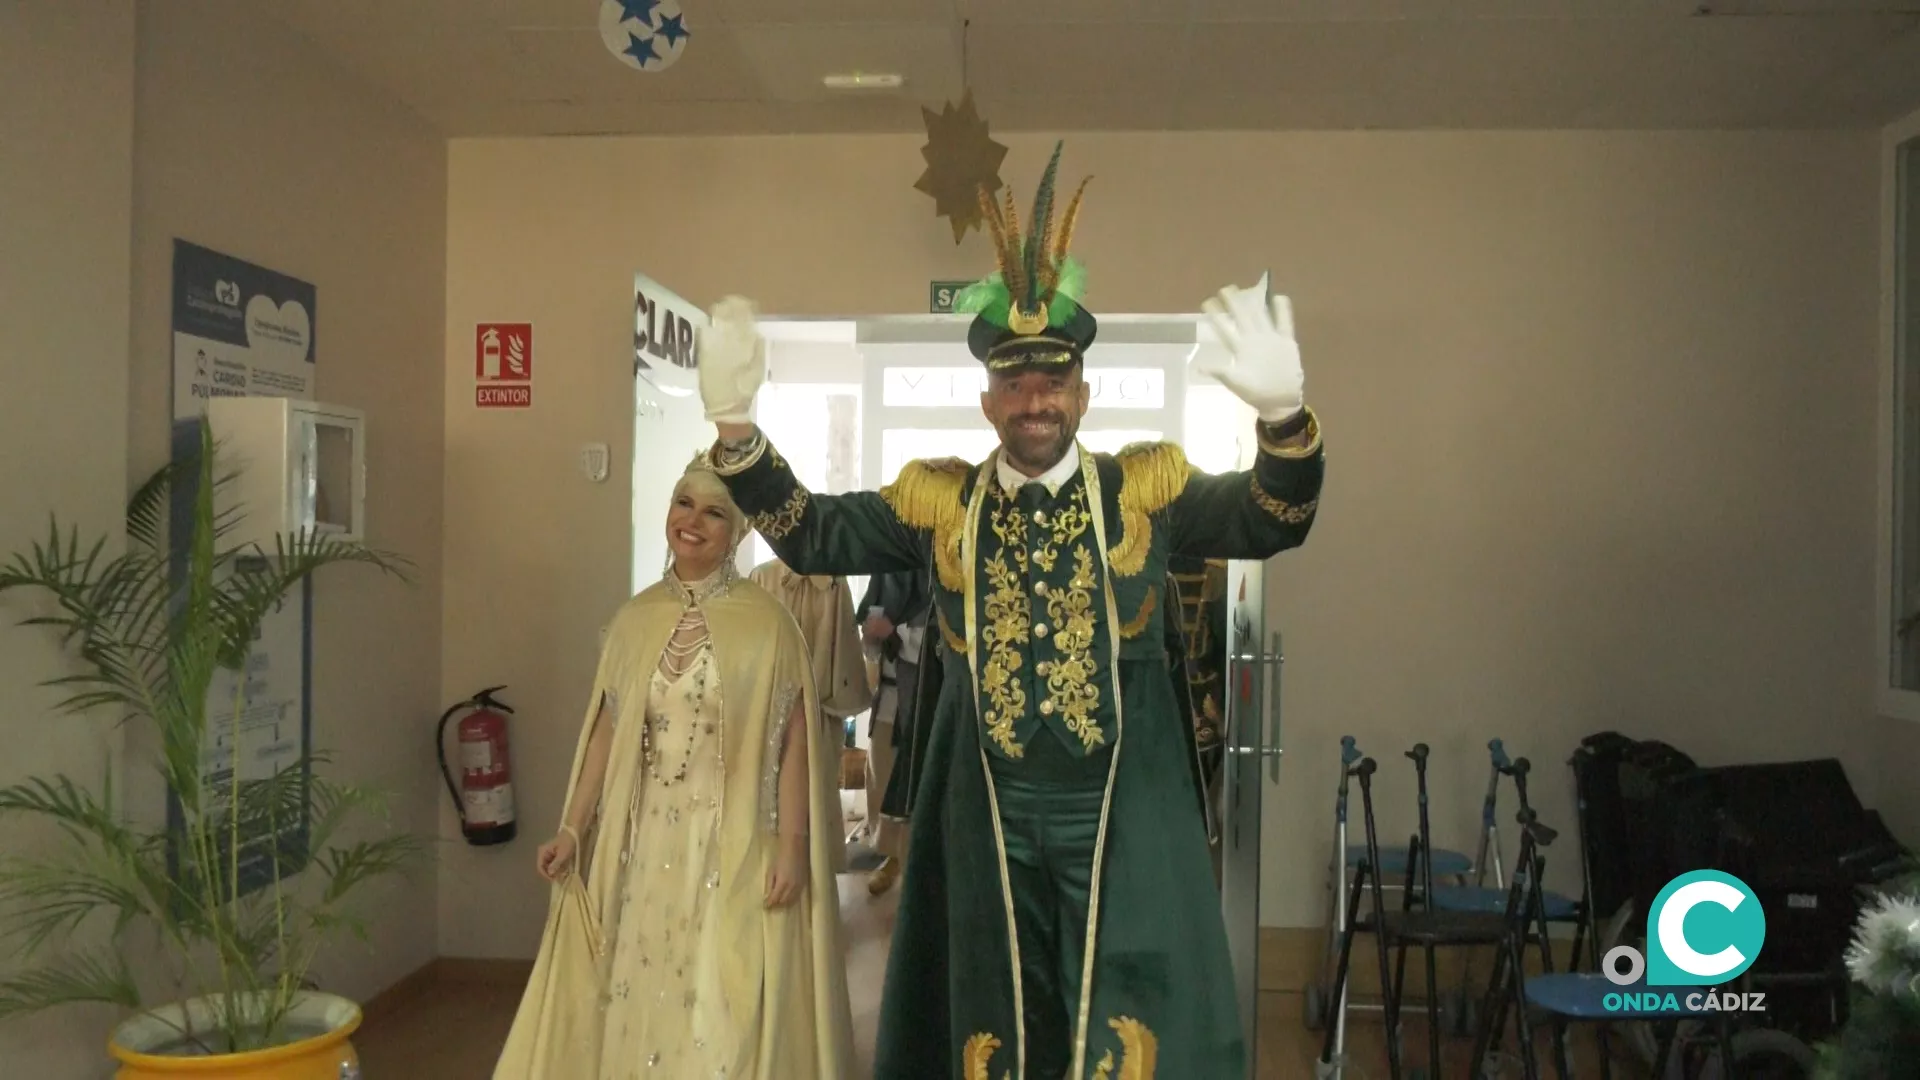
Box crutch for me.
[1306,735,1364,1031]
[1438,739,1513,1033]
[1314,753,1375,1079]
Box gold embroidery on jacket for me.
[1091,1016,1159,1079]
[963,1017,1155,1079]
[1250,475,1318,525]
[990,485,1029,574]
[962,1032,1005,1080]
[880,457,970,592]
[1046,546,1104,751]
[1118,585,1157,641]
[980,490,1030,758]
[750,487,808,540]
[1107,443,1192,577]
[1032,483,1091,574]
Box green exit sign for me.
[928,280,973,314]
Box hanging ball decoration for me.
[598,0,691,74]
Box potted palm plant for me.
[0,423,422,1077]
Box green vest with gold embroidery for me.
[973,472,1117,762]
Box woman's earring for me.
[663,548,674,577]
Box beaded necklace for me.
[643,562,728,787]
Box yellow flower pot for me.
[108,992,363,1079]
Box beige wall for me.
[444,129,1920,950]
[0,4,136,1074]
[125,0,448,1012]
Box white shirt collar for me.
[996,443,1081,498]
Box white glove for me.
[698,295,767,425]
[1194,272,1305,424]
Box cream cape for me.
[747,559,872,721]
[493,573,855,1079]
[748,558,872,874]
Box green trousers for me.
[986,728,1111,1078]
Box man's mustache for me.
[1010,412,1067,429]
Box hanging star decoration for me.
[914,89,1009,245]
[597,0,692,74]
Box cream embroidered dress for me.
[494,568,855,1080]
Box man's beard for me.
[1000,411,1077,475]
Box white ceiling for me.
[258,0,1920,136]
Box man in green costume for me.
[697,143,1325,1079]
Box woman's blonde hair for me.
[672,453,748,550]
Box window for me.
[880,427,1002,483]
[881,366,1166,410]
[1077,429,1165,456]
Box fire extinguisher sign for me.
[475,322,534,408]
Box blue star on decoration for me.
[656,13,690,47]
[623,31,661,66]
[616,0,661,26]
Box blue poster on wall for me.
[168,239,317,899]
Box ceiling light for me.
[823,72,905,91]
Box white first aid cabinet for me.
[205,397,366,552]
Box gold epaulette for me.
[880,457,968,528]
[880,458,970,591]
[1108,442,1193,577]
[1115,442,1190,516]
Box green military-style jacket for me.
[709,411,1325,1079]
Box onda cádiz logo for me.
[1602,870,1768,1014]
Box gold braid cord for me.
[937,606,968,654]
[1105,442,1193,578]
[1117,585,1157,641]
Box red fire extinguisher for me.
[437,686,518,846]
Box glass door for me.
[629,273,715,595]
[1221,559,1281,1077]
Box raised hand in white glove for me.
[1193,272,1305,425]
[698,295,767,425]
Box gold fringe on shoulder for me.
[880,458,970,592]
[1116,442,1190,516]
[1105,442,1193,577]
[879,457,968,530]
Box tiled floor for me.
[355,871,1635,1077]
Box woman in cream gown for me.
[494,458,855,1080]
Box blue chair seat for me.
[1428,883,1579,920]
[1346,843,1472,877]
[1525,974,1705,1019]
